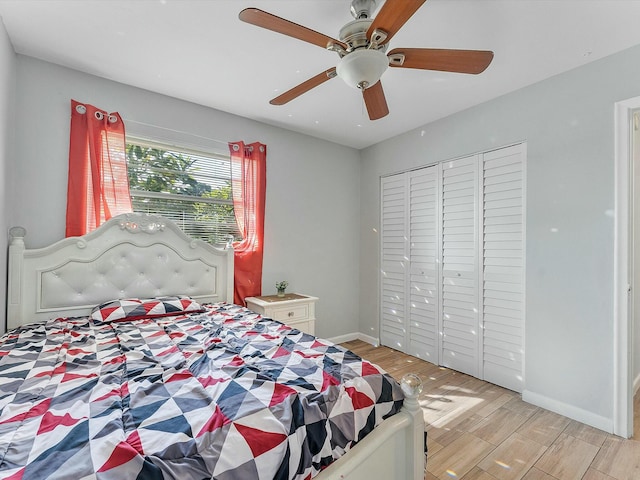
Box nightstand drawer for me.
[271,304,309,322]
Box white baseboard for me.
[326,332,379,347]
[522,389,613,433]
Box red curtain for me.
[65,99,132,237]
[229,141,267,305]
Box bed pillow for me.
[91,296,203,324]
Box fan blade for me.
[239,8,347,50]
[367,0,427,46]
[270,67,337,105]
[362,81,389,120]
[388,48,494,74]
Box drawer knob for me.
[288,311,294,317]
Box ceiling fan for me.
[239,0,494,121]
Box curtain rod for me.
[122,118,229,147]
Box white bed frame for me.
[6,212,425,480]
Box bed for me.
[2,213,425,480]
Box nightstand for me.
[245,294,318,335]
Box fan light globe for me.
[336,49,389,90]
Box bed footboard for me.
[315,373,425,480]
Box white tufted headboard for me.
[7,213,234,331]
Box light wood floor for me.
[342,340,640,480]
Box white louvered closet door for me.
[379,144,525,393]
[482,144,526,392]
[380,174,408,351]
[440,155,480,378]
[407,166,440,362]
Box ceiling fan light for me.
[337,49,388,90]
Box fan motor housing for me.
[339,19,372,50]
[339,18,388,54]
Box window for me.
[125,138,240,244]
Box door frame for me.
[614,96,640,438]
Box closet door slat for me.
[408,166,440,362]
[441,155,480,377]
[380,175,408,351]
[482,144,526,392]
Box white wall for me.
[9,56,362,339]
[359,44,640,431]
[0,17,16,334]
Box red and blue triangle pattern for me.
[0,303,403,479]
[91,295,204,324]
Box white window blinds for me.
[126,138,240,244]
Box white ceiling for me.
[1,0,640,149]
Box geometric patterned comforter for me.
[0,303,403,479]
